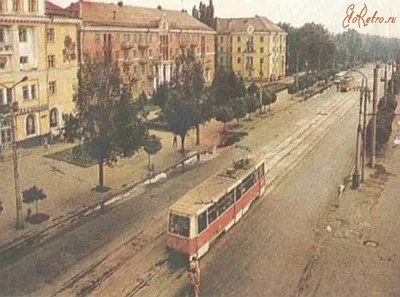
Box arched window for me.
[49,108,58,128]
[26,114,36,136]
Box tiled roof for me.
[215,15,285,34]
[66,1,214,32]
[46,1,75,17]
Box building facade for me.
[0,0,80,152]
[67,1,216,97]
[215,16,287,84]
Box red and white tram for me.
[167,156,267,260]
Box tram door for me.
[234,183,243,223]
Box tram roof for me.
[169,156,262,216]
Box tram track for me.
[45,87,361,297]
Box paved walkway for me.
[0,89,296,244]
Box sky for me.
[55,0,400,38]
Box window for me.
[26,114,36,136]
[148,49,152,57]
[0,0,4,13]
[13,0,19,11]
[28,0,36,12]
[47,55,55,68]
[258,163,265,178]
[237,36,241,42]
[235,184,242,202]
[197,211,207,234]
[207,204,218,225]
[22,86,29,100]
[220,36,223,43]
[31,84,36,99]
[49,81,57,95]
[218,190,234,215]
[237,47,241,53]
[260,58,264,64]
[0,88,3,104]
[169,214,190,237]
[242,172,256,194]
[20,56,28,64]
[0,118,12,146]
[50,108,58,128]
[19,28,27,42]
[115,51,120,59]
[95,34,100,43]
[220,46,223,52]
[0,62,5,70]
[133,50,137,57]
[123,49,129,59]
[46,28,55,42]
[260,47,264,53]
[141,64,145,74]
[200,36,206,57]
[6,89,12,103]
[237,57,241,64]
[0,28,4,43]
[260,36,264,42]
[230,36,232,43]
[220,57,223,64]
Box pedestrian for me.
[187,266,200,297]
[191,257,201,284]
[0,201,3,214]
[173,135,178,148]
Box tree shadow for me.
[26,213,50,225]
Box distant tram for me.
[340,75,355,92]
[167,156,267,260]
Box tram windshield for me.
[169,213,190,237]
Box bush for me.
[287,84,298,95]
[267,83,288,94]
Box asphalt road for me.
[0,66,378,297]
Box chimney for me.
[117,1,123,7]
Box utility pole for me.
[352,79,364,189]
[295,53,299,89]
[370,65,379,168]
[391,62,395,95]
[381,63,388,108]
[361,83,368,183]
[10,99,24,229]
[259,86,263,115]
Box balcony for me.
[123,58,134,66]
[121,41,135,50]
[138,40,148,49]
[0,45,13,55]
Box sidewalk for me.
[307,95,400,296]
[0,89,296,245]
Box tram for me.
[167,156,267,260]
[340,75,355,92]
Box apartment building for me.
[0,0,80,152]
[66,1,216,97]
[215,15,287,83]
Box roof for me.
[169,156,263,216]
[66,1,214,32]
[46,1,76,18]
[215,15,285,34]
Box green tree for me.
[67,57,148,189]
[152,83,169,108]
[229,97,247,126]
[22,186,47,214]
[143,134,162,170]
[245,95,260,119]
[215,106,234,131]
[261,90,272,112]
[138,90,148,111]
[163,85,196,154]
[247,82,259,97]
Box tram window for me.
[169,214,190,237]
[218,190,234,215]
[198,211,208,234]
[207,204,219,224]
[235,184,242,202]
[242,173,256,194]
[258,163,265,177]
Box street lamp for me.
[0,76,28,230]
